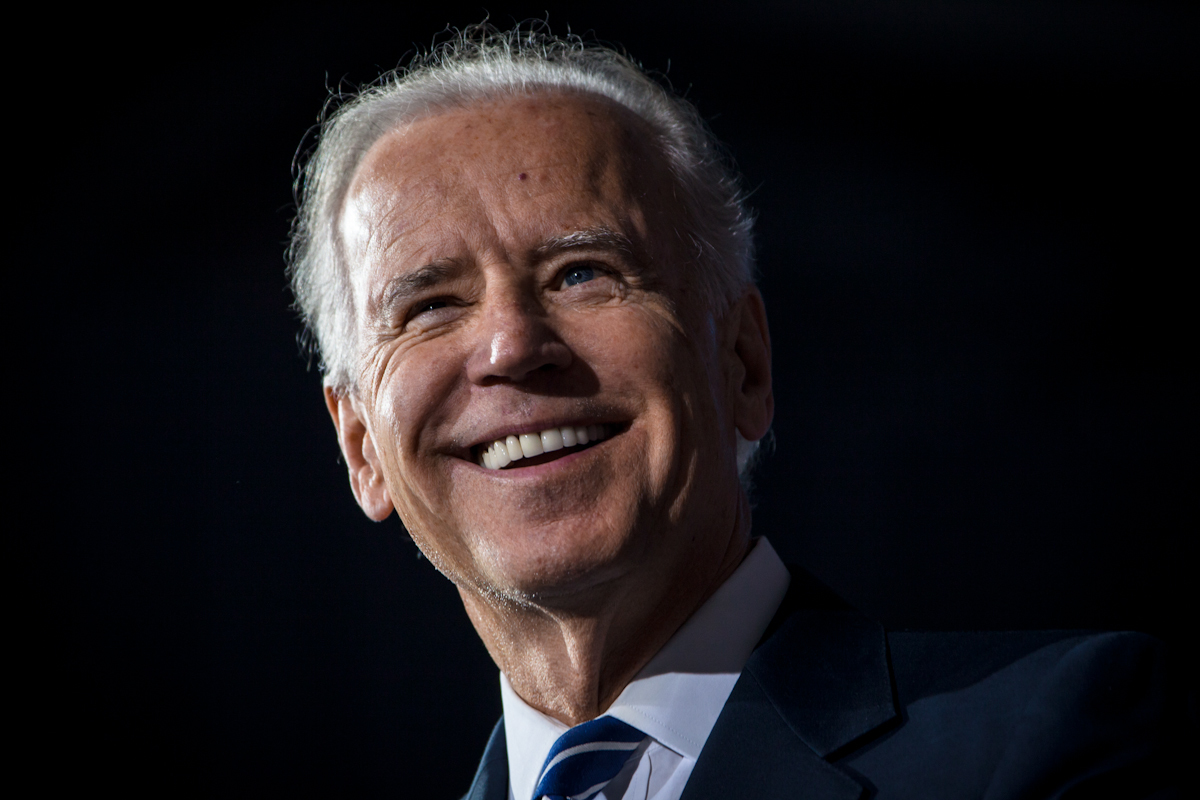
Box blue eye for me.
[563,265,596,287]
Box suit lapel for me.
[462,717,509,800]
[680,670,867,800]
[681,569,898,799]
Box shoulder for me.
[886,629,1164,708]
[844,629,1180,798]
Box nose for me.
[466,293,573,385]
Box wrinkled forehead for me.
[339,91,679,267]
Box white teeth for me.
[492,442,511,468]
[477,424,610,469]
[541,428,564,452]
[519,432,544,457]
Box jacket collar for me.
[750,565,897,759]
[462,718,509,800]
[679,567,897,799]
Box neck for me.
[458,495,752,726]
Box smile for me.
[477,424,612,470]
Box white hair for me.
[287,23,762,471]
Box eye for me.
[404,298,457,328]
[416,299,448,315]
[562,264,596,287]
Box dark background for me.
[33,2,1194,796]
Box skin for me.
[325,91,774,725]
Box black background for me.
[33,2,1194,796]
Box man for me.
[289,27,1176,800]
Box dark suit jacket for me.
[462,570,1182,799]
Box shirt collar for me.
[502,537,790,800]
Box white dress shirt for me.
[501,538,791,800]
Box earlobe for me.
[324,386,395,522]
[728,289,774,442]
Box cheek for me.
[578,321,672,425]
[582,312,702,455]
[372,354,473,576]
[372,348,461,486]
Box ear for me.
[725,288,774,442]
[324,386,395,522]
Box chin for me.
[463,520,641,606]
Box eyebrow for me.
[533,227,637,261]
[375,261,461,316]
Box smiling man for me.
[331,86,771,733]
[289,26,1177,800]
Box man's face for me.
[333,93,768,605]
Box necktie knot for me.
[533,716,646,800]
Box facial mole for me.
[518,173,528,181]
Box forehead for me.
[341,92,675,267]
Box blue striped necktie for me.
[533,716,647,800]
